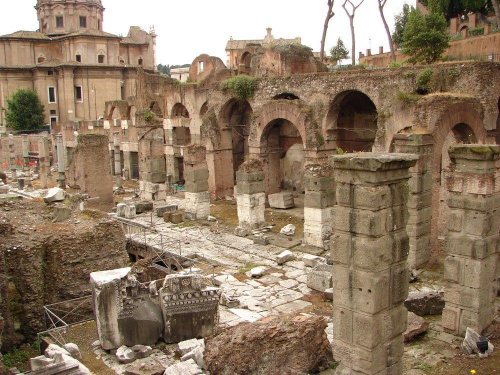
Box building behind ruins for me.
[0,0,156,133]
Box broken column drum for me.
[160,274,220,344]
[236,160,266,230]
[330,153,417,375]
[184,145,210,220]
[442,145,499,336]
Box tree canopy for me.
[5,89,45,131]
[393,4,413,48]
[402,9,449,64]
[420,0,492,19]
[330,38,350,64]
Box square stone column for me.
[236,159,266,230]
[303,163,335,249]
[442,145,499,336]
[392,134,433,269]
[184,145,210,220]
[37,135,50,189]
[330,153,417,375]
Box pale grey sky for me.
[0,0,413,66]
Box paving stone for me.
[274,300,312,314]
[228,308,263,322]
[279,279,299,289]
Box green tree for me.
[330,38,350,65]
[5,89,45,131]
[402,10,449,64]
[420,0,492,19]
[392,4,413,48]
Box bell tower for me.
[35,0,105,35]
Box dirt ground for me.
[210,198,305,238]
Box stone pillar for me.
[8,134,17,182]
[330,153,417,375]
[442,145,499,336]
[22,135,33,191]
[22,134,29,175]
[392,134,433,269]
[303,163,335,249]
[56,133,66,189]
[38,136,49,189]
[184,145,210,220]
[137,121,167,201]
[113,132,122,189]
[235,159,266,232]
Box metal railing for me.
[37,295,94,352]
[445,52,500,63]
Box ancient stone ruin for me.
[90,268,220,350]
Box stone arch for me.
[241,52,252,73]
[259,117,305,194]
[430,103,486,247]
[171,103,189,118]
[273,92,300,100]
[255,101,308,150]
[199,102,209,117]
[220,98,253,182]
[325,90,378,152]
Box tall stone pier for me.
[442,145,499,336]
[303,163,335,249]
[330,153,417,375]
[38,135,50,189]
[392,134,433,269]
[56,133,66,189]
[184,145,210,220]
[8,134,17,182]
[236,159,266,231]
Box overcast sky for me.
[0,0,414,66]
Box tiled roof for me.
[0,31,50,40]
[55,29,121,39]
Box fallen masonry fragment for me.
[204,314,332,375]
[90,267,220,351]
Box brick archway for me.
[324,89,379,152]
[430,102,487,247]
[254,101,308,150]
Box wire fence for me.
[445,52,500,63]
[37,295,94,352]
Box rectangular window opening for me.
[48,87,56,103]
[47,70,54,76]
[79,16,87,28]
[98,55,105,64]
[56,16,64,28]
[76,55,82,63]
[75,86,83,102]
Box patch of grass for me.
[3,341,39,371]
[396,90,421,104]
[238,263,260,274]
[416,68,434,94]
[418,363,432,373]
[173,221,196,229]
[220,75,259,101]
